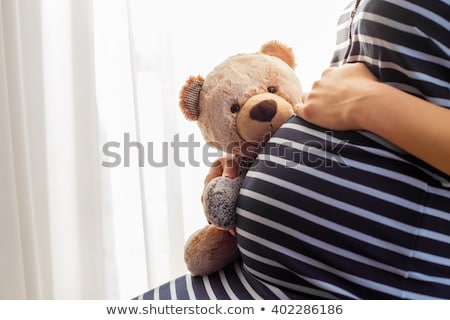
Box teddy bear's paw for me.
[203,176,243,230]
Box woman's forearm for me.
[296,64,450,175]
[354,82,450,175]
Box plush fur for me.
[179,41,303,276]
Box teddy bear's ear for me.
[260,40,296,69]
[179,75,204,121]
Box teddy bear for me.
[179,40,304,276]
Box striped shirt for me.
[137,0,450,300]
[332,0,449,109]
[235,0,450,299]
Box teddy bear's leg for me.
[184,225,239,276]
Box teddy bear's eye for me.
[267,86,277,93]
[230,104,240,113]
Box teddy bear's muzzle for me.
[236,93,294,145]
[249,99,277,122]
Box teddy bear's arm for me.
[203,176,243,230]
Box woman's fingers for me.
[203,157,239,187]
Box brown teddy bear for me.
[179,40,304,276]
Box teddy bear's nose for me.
[250,99,277,122]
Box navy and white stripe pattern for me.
[137,260,309,300]
[237,116,450,299]
[137,0,450,300]
[331,0,450,108]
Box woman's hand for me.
[295,62,450,176]
[203,157,239,187]
[295,62,378,130]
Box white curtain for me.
[0,0,347,299]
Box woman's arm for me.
[295,63,450,175]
